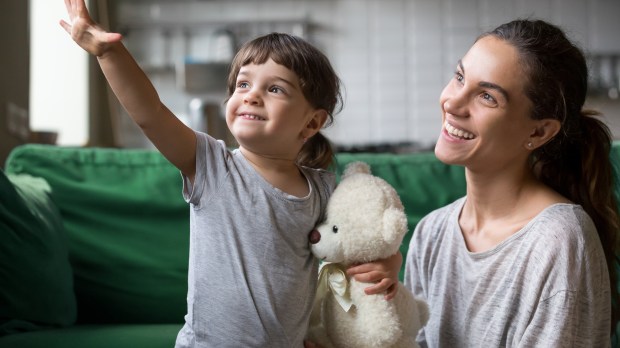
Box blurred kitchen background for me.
[2,0,620,165]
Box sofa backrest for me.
[5,145,189,325]
[5,143,619,338]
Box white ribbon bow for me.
[316,262,354,312]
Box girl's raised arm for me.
[60,0,197,181]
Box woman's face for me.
[435,36,539,173]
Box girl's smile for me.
[237,113,266,121]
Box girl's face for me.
[226,58,325,159]
[435,36,538,173]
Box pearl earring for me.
[527,142,533,148]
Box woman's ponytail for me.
[486,19,620,335]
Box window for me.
[30,0,88,145]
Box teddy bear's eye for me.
[332,225,338,233]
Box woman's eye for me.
[482,92,496,103]
[455,71,464,83]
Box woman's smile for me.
[444,121,475,140]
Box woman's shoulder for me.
[522,204,608,295]
[532,203,597,242]
[524,203,603,264]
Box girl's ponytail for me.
[297,132,335,170]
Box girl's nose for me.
[243,89,262,105]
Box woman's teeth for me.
[445,122,474,139]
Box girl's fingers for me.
[353,270,383,283]
[59,19,71,34]
[384,284,397,300]
[75,0,84,16]
[63,0,72,18]
[363,278,392,295]
[346,262,373,276]
[71,0,79,18]
[100,32,123,43]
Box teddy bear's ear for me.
[381,207,408,247]
[342,161,371,179]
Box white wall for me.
[30,0,89,146]
[114,0,620,149]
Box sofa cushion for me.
[0,171,76,335]
[5,145,189,324]
[0,324,182,348]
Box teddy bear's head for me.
[309,162,408,265]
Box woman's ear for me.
[302,109,328,139]
[526,119,561,150]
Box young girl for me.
[60,1,401,347]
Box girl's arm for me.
[347,251,402,300]
[60,0,196,181]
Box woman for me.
[405,19,619,347]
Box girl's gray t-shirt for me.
[405,197,611,348]
[175,132,334,348]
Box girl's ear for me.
[302,109,328,139]
[525,118,561,150]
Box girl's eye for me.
[237,82,249,89]
[269,86,284,94]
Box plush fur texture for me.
[307,162,428,348]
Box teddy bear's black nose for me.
[309,229,321,244]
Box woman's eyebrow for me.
[458,59,510,102]
[479,81,510,102]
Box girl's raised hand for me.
[59,0,122,57]
[346,251,402,300]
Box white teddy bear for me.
[307,161,428,348]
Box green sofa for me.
[0,144,617,347]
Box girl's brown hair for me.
[483,19,620,335]
[226,33,343,170]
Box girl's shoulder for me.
[300,166,336,191]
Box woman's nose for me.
[441,87,468,117]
